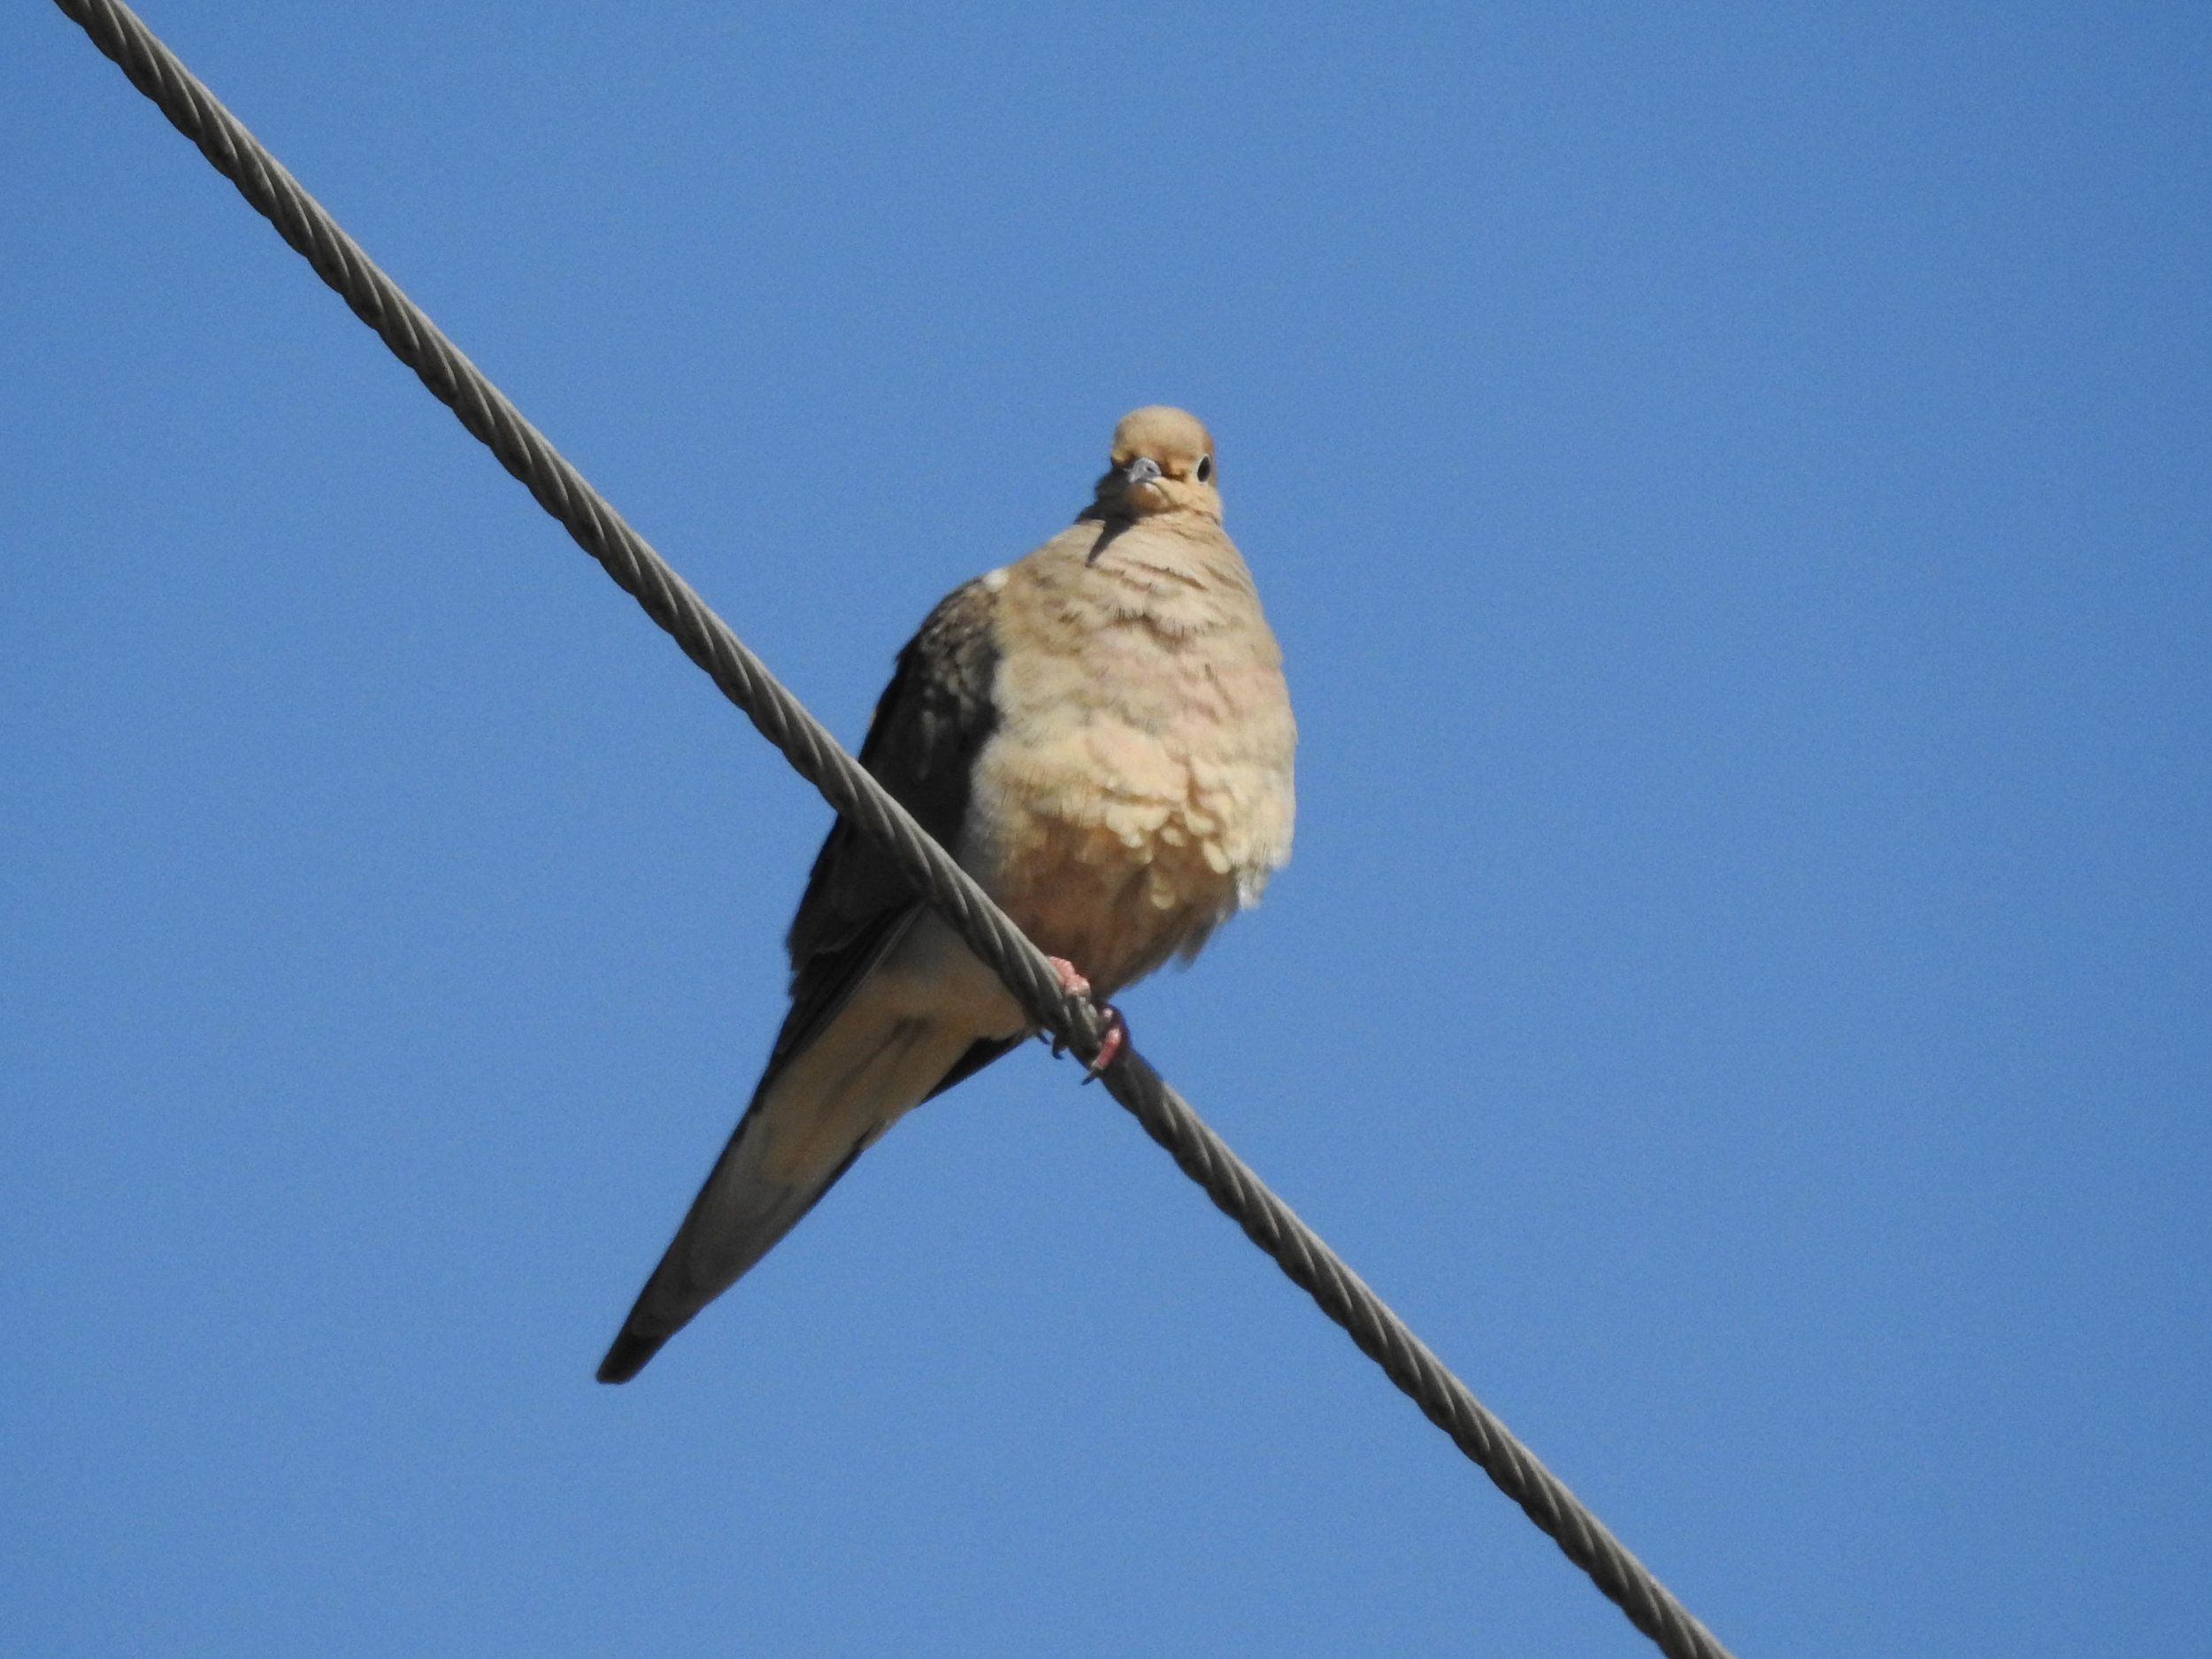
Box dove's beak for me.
[1093,453,1168,517]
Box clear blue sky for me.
[4,4,2206,1654]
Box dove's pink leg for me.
[1047,956,1126,1078]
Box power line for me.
[48,4,1738,1654]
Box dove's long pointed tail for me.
[597,920,1025,1383]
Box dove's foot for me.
[1047,956,1126,1079]
[1084,1009,1127,1079]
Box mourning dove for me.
[596,406,1295,1383]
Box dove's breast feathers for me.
[964,515,1296,998]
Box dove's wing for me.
[596,579,1022,1383]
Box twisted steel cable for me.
[50,4,1737,1655]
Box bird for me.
[596,406,1295,1383]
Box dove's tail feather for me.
[595,952,1011,1384]
[594,1117,871,1384]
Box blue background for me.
[4,4,2206,1654]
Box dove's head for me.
[1091,406,1220,522]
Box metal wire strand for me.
[50,4,1737,1655]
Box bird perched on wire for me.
[597,406,1295,1383]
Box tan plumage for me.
[597,406,1294,1382]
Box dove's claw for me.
[1045,956,1125,1078]
[1084,1007,1126,1080]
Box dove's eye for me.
[1195,455,1214,482]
